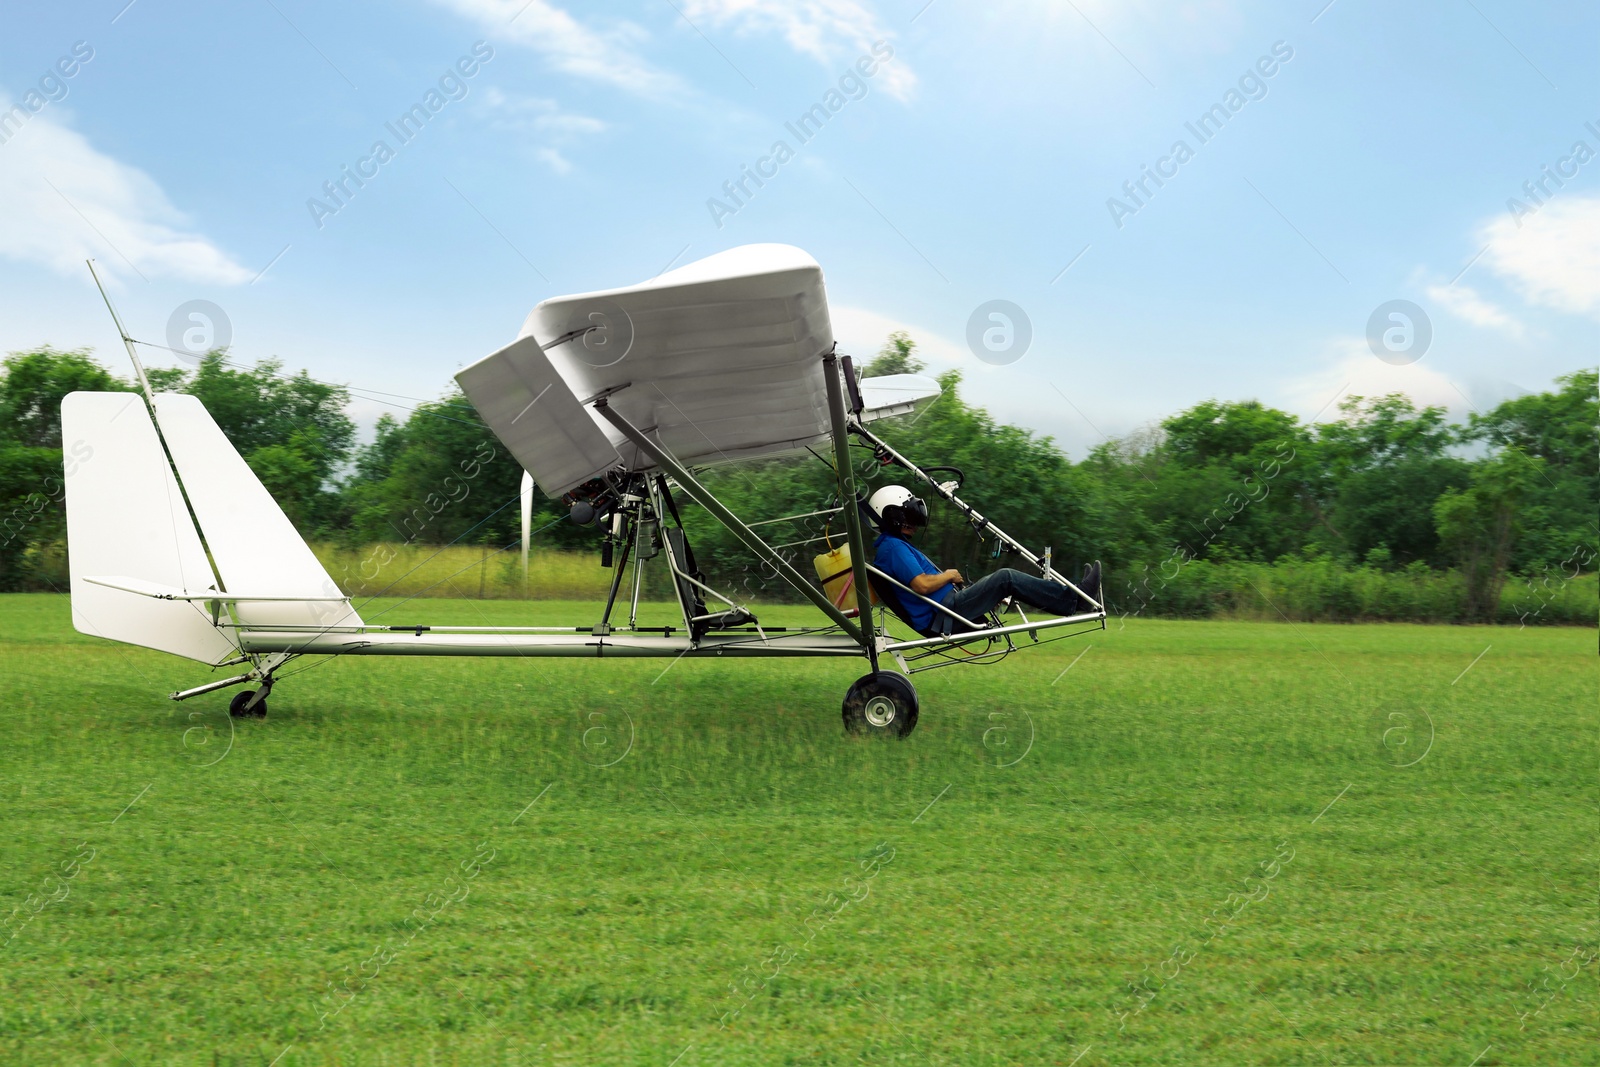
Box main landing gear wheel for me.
[229,689,268,719]
[842,672,919,738]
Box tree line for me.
[1,337,1594,623]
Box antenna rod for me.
[86,258,154,405]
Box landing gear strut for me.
[842,671,919,738]
[171,652,293,719]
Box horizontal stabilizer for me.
[84,575,355,604]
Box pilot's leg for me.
[944,568,1026,621]
[948,566,1099,621]
[1008,563,1100,615]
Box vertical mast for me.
[86,259,155,406]
[83,260,230,595]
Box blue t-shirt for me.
[873,532,951,633]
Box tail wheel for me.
[842,671,918,738]
[229,689,268,719]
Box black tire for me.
[842,671,918,738]
[229,690,268,719]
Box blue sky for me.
[2,0,1595,457]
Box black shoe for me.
[1079,561,1102,611]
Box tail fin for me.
[63,391,360,663]
[150,393,358,632]
[62,392,241,663]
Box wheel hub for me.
[863,695,897,728]
[842,671,919,738]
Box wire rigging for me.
[126,338,485,427]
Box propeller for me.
[520,470,534,577]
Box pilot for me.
[867,485,1101,636]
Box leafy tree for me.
[1468,370,1597,479]
[1075,431,1168,576]
[0,347,131,449]
[860,331,925,377]
[1147,399,1311,563]
[339,388,593,560]
[0,349,132,590]
[1465,371,1598,572]
[352,413,407,485]
[2,331,1594,623]
[0,442,67,590]
[1434,449,1543,620]
[1311,395,1468,566]
[157,353,355,534]
[179,354,353,475]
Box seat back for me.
[867,570,936,638]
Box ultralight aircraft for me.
[63,244,1104,736]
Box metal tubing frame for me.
[850,421,1102,612]
[768,533,840,552]
[170,672,257,701]
[224,623,822,636]
[646,475,763,638]
[236,629,862,658]
[649,476,701,634]
[746,507,843,529]
[596,507,634,632]
[628,525,646,629]
[866,560,1104,653]
[882,610,1104,652]
[822,351,878,672]
[593,396,868,646]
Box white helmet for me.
[868,485,928,531]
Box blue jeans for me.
[938,568,1087,632]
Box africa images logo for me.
[706,41,896,229]
[305,42,494,229]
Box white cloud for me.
[480,89,607,135]
[1281,336,1472,422]
[534,147,572,174]
[0,95,250,284]
[830,304,964,366]
[1424,282,1524,338]
[477,90,604,174]
[1479,194,1600,319]
[533,112,608,136]
[828,303,1115,454]
[430,0,680,96]
[681,0,915,101]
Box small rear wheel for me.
[229,690,268,719]
[842,672,918,738]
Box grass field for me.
[1,593,1594,1066]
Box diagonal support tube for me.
[850,421,1101,612]
[822,352,878,672]
[592,399,867,646]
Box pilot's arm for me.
[910,568,963,595]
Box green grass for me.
[308,544,619,601]
[0,593,1594,1066]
